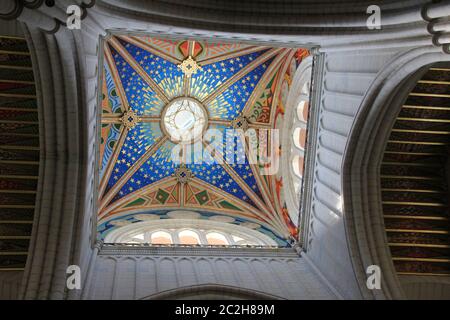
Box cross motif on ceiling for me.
[120,109,141,130]
[178,56,202,76]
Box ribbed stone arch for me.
[142,283,285,300]
[17,25,97,300]
[342,46,450,299]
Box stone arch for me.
[342,46,450,299]
[142,284,285,300]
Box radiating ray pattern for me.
[186,161,259,209]
[104,122,162,195]
[103,62,124,113]
[206,57,275,119]
[100,123,121,179]
[190,49,269,102]
[224,132,265,202]
[118,39,184,99]
[110,139,178,202]
[109,45,165,116]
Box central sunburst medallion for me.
[161,97,208,144]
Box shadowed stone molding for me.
[423,1,450,54]
[16,22,99,299]
[0,0,26,20]
[99,244,298,258]
[0,0,96,34]
[2,1,450,52]
[341,45,450,300]
[96,0,428,38]
[91,0,449,54]
[143,284,285,300]
[298,51,323,249]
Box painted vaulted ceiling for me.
[97,34,309,246]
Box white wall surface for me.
[87,247,336,300]
[303,49,403,299]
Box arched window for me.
[292,155,304,178]
[103,213,278,246]
[292,127,307,150]
[297,100,309,122]
[178,229,200,245]
[151,231,172,244]
[279,56,312,226]
[289,88,310,193]
[206,232,229,245]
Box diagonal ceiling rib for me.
[120,35,183,65]
[242,50,291,119]
[201,48,285,106]
[104,43,130,111]
[200,139,285,233]
[99,135,168,214]
[108,37,170,104]
[99,126,127,198]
